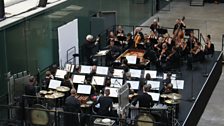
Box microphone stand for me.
[115,79,122,87]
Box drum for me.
[135,113,155,126]
[28,104,50,125]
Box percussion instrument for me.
[44,92,64,99]
[39,90,47,95]
[135,113,155,126]
[167,93,181,100]
[165,99,180,105]
[56,86,70,92]
[29,104,50,125]
[160,94,169,98]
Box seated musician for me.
[96,89,113,116]
[187,31,197,50]
[64,88,81,126]
[145,73,152,81]
[143,47,159,69]
[163,72,172,85]
[25,76,37,96]
[42,71,53,90]
[134,27,144,48]
[204,34,214,56]
[105,39,122,65]
[62,74,74,90]
[125,33,135,49]
[127,83,135,95]
[158,43,171,71]
[132,84,154,109]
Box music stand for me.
[48,80,61,90]
[126,56,137,64]
[147,81,160,90]
[55,69,67,79]
[113,69,124,78]
[163,73,177,80]
[126,80,140,90]
[91,76,105,86]
[110,78,123,88]
[171,80,184,90]
[64,64,75,73]
[144,70,157,79]
[80,65,92,74]
[96,66,109,75]
[129,69,142,78]
[105,87,119,98]
[147,92,160,102]
[77,85,92,95]
[72,75,85,84]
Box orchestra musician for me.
[173,17,186,35]
[105,39,122,65]
[25,76,37,96]
[150,18,160,32]
[132,84,154,109]
[95,89,113,116]
[134,27,144,48]
[116,25,126,42]
[42,71,53,90]
[64,88,81,126]
[204,34,214,56]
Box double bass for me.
[173,16,186,40]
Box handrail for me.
[222,34,224,51]
[66,46,76,65]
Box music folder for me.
[77,84,91,95]
[105,87,118,98]
[64,64,75,73]
[55,69,67,79]
[163,73,176,80]
[91,76,105,86]
[72,75,85,83]
[126,80,139,90]
[48,79,61,89]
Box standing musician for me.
[204,34,214,55]
[150,18,160,32]
[132,84,154,109]
[95,89,113,116]
[173,17,186,35]
[187,31,198,51]
[105,39,122,65]
[116,25,126,42]
[64,88,81,126]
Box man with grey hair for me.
[83,34,100,65]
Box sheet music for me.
[144,70,157,79]
[77,85,91,94]
[113,69,124,78]
[96,66,109,75]
[95,50,110,56]
[105,87,118,98]
[147,81,160,90]
[126,80,139,90]
[126,56,137,64]
[171,80,184,89]
[55,69,67,79]
[91,76,105,86]
[147,92,160,101]
[80,65,92,74]
[72,75,85,83]
[48,80,61,89]
[110,78,123,88]
[129,69,142,78]
[163,73,176,80]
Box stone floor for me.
[141,0,224,125]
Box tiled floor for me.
[141,1,224,125]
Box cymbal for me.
[56,86,70,92]
[160,94,169,98]
[165,99,180,104]
[167,93,181,100]
[47,90,53,94]
[45,92,64,99]
[39,90,47,95]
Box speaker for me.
[0,0,5,19]
[38,0,47,7]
